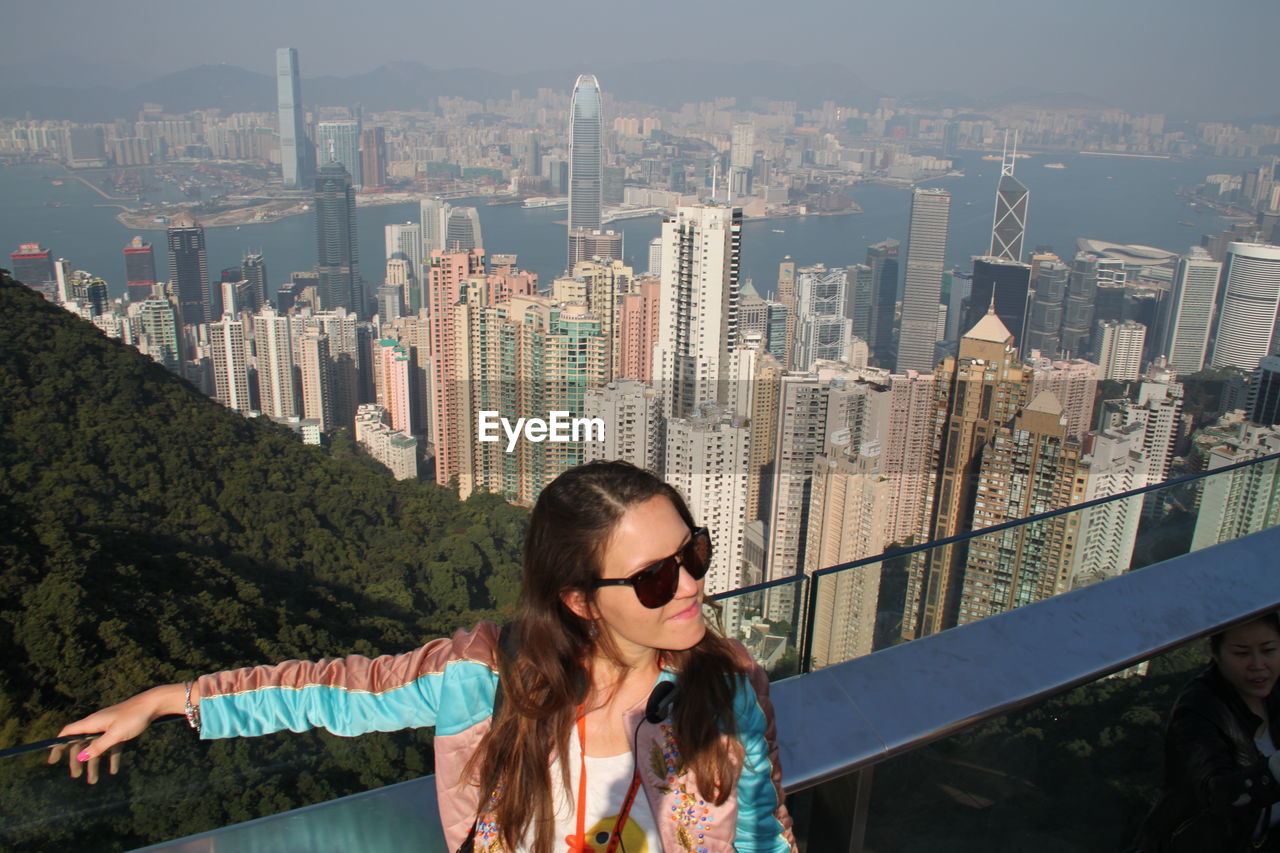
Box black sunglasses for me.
[592,527,712,608]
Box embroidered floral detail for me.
[648,723,712,853]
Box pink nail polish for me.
[76,750,91,762]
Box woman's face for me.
[590,494,706,662]
[1214,620,1280,704]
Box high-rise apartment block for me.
[253,305,297,419]
[1027,353,1100,442]
[896,188,951,372]
[865,240,900,369]
[298,329,335,432]
[1070,425,1150,587]
[956,391,1084,625]
[583,380,663,470]
[1191,423,1280,551]
[208,315,251,413]
[654,204,742,418]
[1092,320,1147,381]
[906,310,1031,637]
[1024,260,1069,356]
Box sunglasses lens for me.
[684,533,711,581]
[633,557,679,608]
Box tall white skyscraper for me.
[276,48,308,189]
[654,204,742,418]
[568,74,604,268]
[897,188,952,372]
[1210,242,1280,371]
[1163,247,1221,375]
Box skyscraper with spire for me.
[567,74,603,270]
[276,48,309,189]
[989,130,1029,262]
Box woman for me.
[55,460,797,853]
[1140,614,1280,852]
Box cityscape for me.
[3,3,1280,848]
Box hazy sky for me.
[10,0,1279,119]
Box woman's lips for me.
[669,600,701,620]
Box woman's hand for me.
[48,683,191,783]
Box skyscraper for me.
[1210,242,1280,371]
[865,239,900,369]
[123,236,157,302]
[241,253,267,312]
[167,212,209,331]
[905,310,1032,637]
[1024,260,1069,356]
[1092,320,1146,381]
[420,197,449,254]
[989,133,1029,262]
[316,121,362,189]
[964,256,1033,348]
[298,329,335,432]
[1162,247,1221,375]
[654,204,742,418]
[360,126,387,189]
[208,315,252,413]
[957,391,1083,625]
[10,242,56,300]
[253,305,297,418]
[793,264,853,370]
[567,74,604,268]
[444,206,483,252]
[276,47,308,189]
[896,189,951,372]
[314,161,362,317]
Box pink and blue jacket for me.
[196,622,797,853]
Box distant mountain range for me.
[0,59,1142,124]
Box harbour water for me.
[0,153,1257,300]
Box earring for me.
[588,622,599,639]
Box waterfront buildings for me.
[10,242,56,299]
[276,47,309,189]
[793,265,853,371]
[896,189,951,372]
[1209,242,1280,372]
[567,74,604,269]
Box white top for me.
[519,726,661,853]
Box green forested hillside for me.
[0,273,528,849]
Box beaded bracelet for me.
[183,681,202,732]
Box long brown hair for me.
[470,460,746,852]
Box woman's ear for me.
[560,588,595,621]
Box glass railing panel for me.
[0,719,436,853]
[711,574,808,680]
[803,638,1206,853]
[807,453,1280,671]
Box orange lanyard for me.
[572,708,642,853]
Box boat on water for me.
[1044,163,1067,169]
[1178,221,1195,227]
[772,228,785,233]
[50,179,64,185]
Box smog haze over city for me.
[4,0,1278,120]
